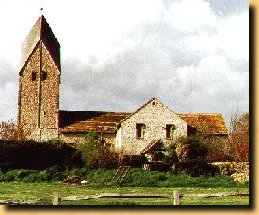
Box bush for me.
[120,155,147,167]
[0,140,84,171]
[175,161,220,177]
[0,169,47,182]
[78,131,120,169]
[0,167,89,182]
[175,136,208,162]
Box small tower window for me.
[136,123,146,139]
[166,124,175,139]
[41,71,47,81]
[31,71,37,81]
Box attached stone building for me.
[18,15,228,155]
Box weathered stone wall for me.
[59,133,86,144]
[212,162,249,183]
[18,42,60,141]
[30,128,59,142]
[59,133,116,148]
[18,46,40,138]
[40,44,60,131]
[118,99,188,155]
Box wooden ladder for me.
[109,166,131,186]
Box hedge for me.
[0,140,83,171]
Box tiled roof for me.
[20,15,60,73]
[59,111,131,134]
[59,106,228,135]
[177,113,228,135]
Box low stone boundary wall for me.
[211,162,249,183]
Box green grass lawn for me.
[0,182,249,206]
[0,168,249,206]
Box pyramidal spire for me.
[20,15,60,73]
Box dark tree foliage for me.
[175,136,208,162]
[166,136,219,177]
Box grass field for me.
[0,182,249,206]
[0,168,249,206]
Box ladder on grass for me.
[109,166,131,186]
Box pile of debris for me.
[58,176,89,185]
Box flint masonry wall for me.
[40,44,60,131]
[18,46,40,138]
[60,133,116,148]
[118,99,188,155]
[18,43,60,141]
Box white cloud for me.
[165,0,217,30]
[216,13,249,60]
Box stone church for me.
[17,15,228,155]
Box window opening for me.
[136,123,146,139]
[41,71,47,80]
[166,124,175,139]
[31,71,37,81]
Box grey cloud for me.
[0,59,18,122]
[60,13,248,127]
[0,60,18,86]
[207,0,248,17]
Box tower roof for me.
[20,15,61,72]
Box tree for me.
[78,131,119,169]
[228,113,249,162]
[202,136,233,162]
[166,136,219,177]
[174,135,208,162]
[0,121,24,140]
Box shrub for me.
[0,140,84,171]
[22,170,47,182]
[164,143,179,166]
[0,169,47,182]
[176,161,220,177]
[120,155,147,167]
[0,169,19,182]
[78,131,119,169]
[175,136,208,162]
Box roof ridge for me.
[118,97,181,124]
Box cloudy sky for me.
[0,0,249,126]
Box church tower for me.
[18,15,61,141]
